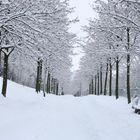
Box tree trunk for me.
[2,53,8,97]
[51,78,54,93]
[115,56,119,99]
[0,30,1,77]
[38,60,42,92]
[100,65,103,94]
[0,50,2,76]
[104,62,108,95]
[127,27,131,104]
[109,58,112,96]
[36,61,39,93]
[95,75,97,95]
[97,72,100,95]
[91,78,94,94]
[52,78,56,94]
[36,59,42,93]
[43,68,47,97]
[46,72,51,93]
[89,83,91,95]
[56,82,59,95]
[1,46,14,97]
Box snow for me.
[0,78,140,140]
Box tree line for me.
[0,0,76,97]
[76,0,140,103]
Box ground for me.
[0,79,140,140]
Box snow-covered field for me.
[0,79,140,140]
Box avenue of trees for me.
[0,0,76,97]
[2,0,140,103]
[75,0,140,103]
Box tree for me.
[1,45,14,97]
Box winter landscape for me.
[0,0,140,140]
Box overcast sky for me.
[69,0,96,37]
[69,0,97,72]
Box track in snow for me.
[0,80,140,140]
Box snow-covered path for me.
[0,80,140,140]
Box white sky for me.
[69,0,95,37]
[69,0,97,72]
